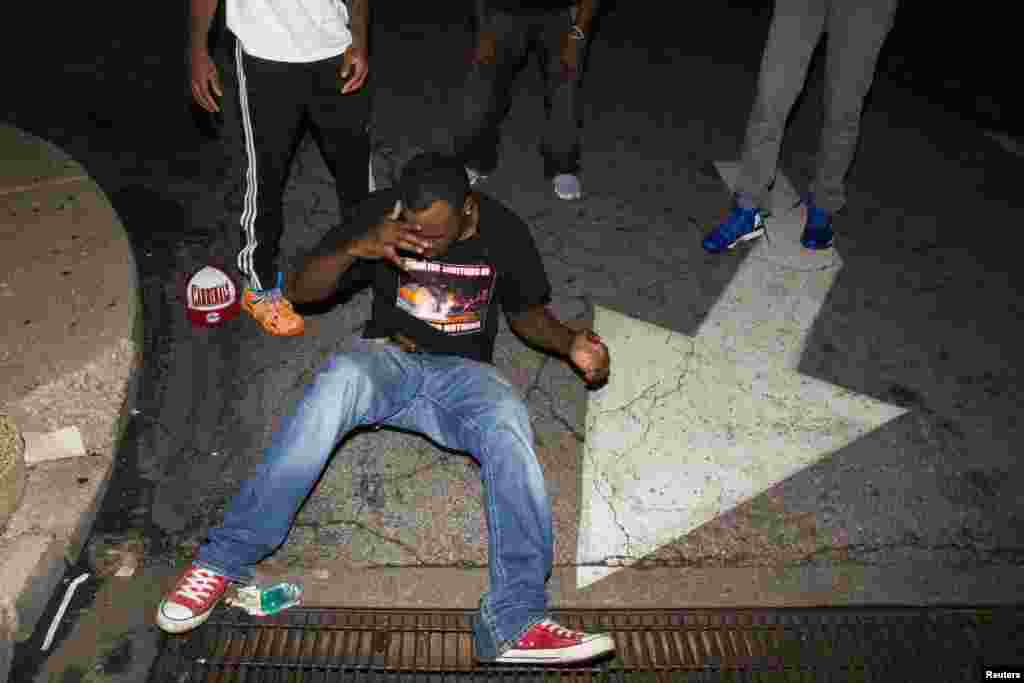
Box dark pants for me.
[453,8,583,178]
[234,41,373,291]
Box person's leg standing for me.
[235,43,308,334]
[703,0,827,253]
[539,7,584,199]
[735,0,828,210]
[810,0,898,214]
[453,11,530,181]
[235,44,305,293]
[309,53,374,226]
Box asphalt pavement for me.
[2,0,1022,680]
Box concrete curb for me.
[0,414,26,535]
[0,125,142,683]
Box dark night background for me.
[1,2,1021,680]
[1,0,1020,151]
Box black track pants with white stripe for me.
[235,43,373,291]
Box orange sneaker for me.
[242,276,304,337]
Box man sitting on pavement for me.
[156,152,616,665]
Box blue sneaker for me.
[800,199,834,250]
[702,206,765,253]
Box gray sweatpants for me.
[736,0,899,213]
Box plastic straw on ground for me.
[42,572,90,651]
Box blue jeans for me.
[196,339,553,659]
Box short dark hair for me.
[398,151,470,213]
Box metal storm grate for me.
[149,606,1022,682]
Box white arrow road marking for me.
[576,164,907,589]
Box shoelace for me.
[731,208,758,233]
[794,196,830,225]
[536,619,583,639]
[720,208,770,245]
[806,206,831,229]
[265,289,288,313]
[251,288,281,303]
[253,288,292,313]
[174,569,223,603]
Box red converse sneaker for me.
[495,618,615,664]
[156,563,230,634]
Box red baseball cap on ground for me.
[185,265,240,328]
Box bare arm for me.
[189,0,224,111]
[348,0,369,49]
[287,201,433,305]
[509,304,610,385]
[574,0,599,36]
[472,0,497,64]
[508,304,576,357]
[189,0,220,51]
[287,249,360,305]
[339,0,371,92]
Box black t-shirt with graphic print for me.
[312,189,551,364]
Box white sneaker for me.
[553,173,582,200]
[466,167,488,187]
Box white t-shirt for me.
[227,0,353,63]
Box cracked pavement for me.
[4,0,1023,679]
[52,0,1024,592]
